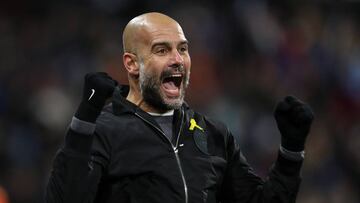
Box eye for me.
[179,45,188,53]
[154,47,168,55]
[158,48,166,54]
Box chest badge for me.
[189,118,204,132]
[189,118,208,154]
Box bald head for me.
[122,12,191,113]
[122,12,184,54]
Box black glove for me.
[274,95,314,152]
[75,72,117,123]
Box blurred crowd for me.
[0,0,359,202]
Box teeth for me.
[170,74,182,77]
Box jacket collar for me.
[112,85,189,116]
[112,85,192,144]
[112,85,137,115]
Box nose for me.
[171,49,184,65]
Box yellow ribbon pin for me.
[189,118,204,132]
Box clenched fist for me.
[75,72,117,122]
[274,96,314,152]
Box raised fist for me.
[75,72,117,122]
[82,72,117,109]
[274,96,314,152]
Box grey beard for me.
[139,63,189,111]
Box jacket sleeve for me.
[45,127,109,203]
[220,131,302,203]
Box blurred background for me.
[0,0,359,202]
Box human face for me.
[138,24,191,111]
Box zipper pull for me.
[174,144,185,153]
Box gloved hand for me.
[75,72,117,123]
[274,95,314,152]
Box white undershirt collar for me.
[148,110,174,116]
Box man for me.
[46,12,314,203]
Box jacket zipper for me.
[134,110,188,203]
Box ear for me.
[123,53,139,77]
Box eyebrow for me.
[151,40,188,50]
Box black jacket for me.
[46,87,303,203]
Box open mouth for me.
[161,73,183,97]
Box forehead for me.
[142,22,187,46]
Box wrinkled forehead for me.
[139,21,187,47]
